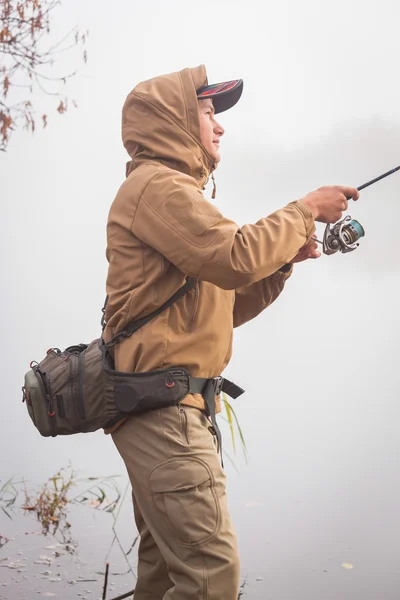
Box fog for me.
[2,0,400,597]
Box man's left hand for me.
[291,235,321,264]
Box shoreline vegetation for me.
[0,468,247,599]
[1,468,137,598]
[0,399,248,598]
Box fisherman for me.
[103,65,359,600]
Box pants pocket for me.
[177,404,189,445]
[149,457,219,545]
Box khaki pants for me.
[111,404,240,600]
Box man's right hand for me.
[301,186,360,224]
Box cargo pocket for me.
[149,457,219,545]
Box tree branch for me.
[0,0,87,150]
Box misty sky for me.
[2,1,400,597]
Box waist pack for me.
[22,277,244,445]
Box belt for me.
[189,376,245,466]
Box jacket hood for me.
[122,65,215,186]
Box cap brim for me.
[196,79,243,114]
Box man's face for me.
[198,99,224,163]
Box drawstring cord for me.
[202,167,217,200]
[211,172,217,199]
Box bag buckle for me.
[107,332,127,348]
[212,376,224,395]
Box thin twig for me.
[108,590,135,600]
[102,562,110,600]
[46,25,79,53]
[125,534,139,557]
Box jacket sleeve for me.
[233,267,293,328]
[131,169,315,290]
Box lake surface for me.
[2,417,400,600]
[3,229,400,600]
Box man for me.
[104,65,359,600]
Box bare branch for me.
[0,0,87,150]
[46,25,78,53]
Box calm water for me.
[3,257,400,599]
[1,438,400,600]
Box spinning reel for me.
[321,216,365,255]
[316,165,400,256]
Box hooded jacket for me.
[103,64,315,420]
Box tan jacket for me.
[103,64,315,421]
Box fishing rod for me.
[317,165,400,255]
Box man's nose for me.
[214,120,224,137]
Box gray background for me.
[2,0,400,597]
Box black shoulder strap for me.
[105,277,197,349]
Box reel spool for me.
[322,216,365,255]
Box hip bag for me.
[22,278,244,452]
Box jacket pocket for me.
[154,254,165,303]
[149,457,219,545]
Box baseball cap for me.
[196,79,243,114]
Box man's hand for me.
[291,235,321,264]
[301,185,360,223]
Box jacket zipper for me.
[153,253,165,303]
[191,280,200,321]
[77,351,86,419]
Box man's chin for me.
[212,152,221,164]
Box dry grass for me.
[0,476,22,519]
[22,468,75,535]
